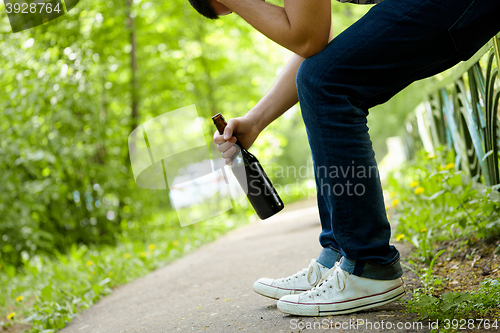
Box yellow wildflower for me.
[395,234,405,241]
[172,240,180,247]
[140,252,147,257]
[421,228,427,233]
[410,181,419,188]
[124,253,131,259]
[148,244,156,251]
[15,295,23,302]
[86,260,93,266]
[7,312,15,320]
[439,165,445,171]
[445,163,455,170]
[426,154,435,159]
[414,187,425,195]
[389,191,396,198]
[92,271,96,275]
[392,199,400,207]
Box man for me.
[189,0,500,316]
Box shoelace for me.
[306,262,346,298]
[281,259,323,286]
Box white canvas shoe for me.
[253,259,330,300]
[277,261,406,316]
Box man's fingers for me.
[214,118,239,150]
[223,126,233,140]
[224,118,239,140]
[214,133,237,145]
[221,146,237,159]
[217,141,235,153]
[213,131,225,143]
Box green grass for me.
[0,209,249,332]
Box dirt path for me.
[60,200,427,333]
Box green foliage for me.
[389,147,500,263]
[391,147,500,326]
[0,0,295,268]
[0,0,165,267]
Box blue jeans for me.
[297,0,500,280]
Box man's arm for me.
[214,53,302,162]
[246,25,334,133]
[246,53,303,132]
[216,0,331,58]
[215,27,334,163]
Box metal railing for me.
[404,34,500,187]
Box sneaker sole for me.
[253,281,309,300]
[277,283,406,316]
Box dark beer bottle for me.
[212,113,284,219]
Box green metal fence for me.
[404,34,500,187]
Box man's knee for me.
[296,54,357,104]
[296,57,327,98]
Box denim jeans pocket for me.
[448,0,500,56]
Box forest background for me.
[0,0,424,330]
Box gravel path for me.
[60,200,428,333]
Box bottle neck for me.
[213,113,245,150]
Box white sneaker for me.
[253,259,330,300]
[277,261,406,316]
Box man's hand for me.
[213,115,263,164]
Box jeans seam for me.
[365,252,400,267]
[328,245,341,254]
[448,0,477,32]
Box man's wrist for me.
[245,106,270,133]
